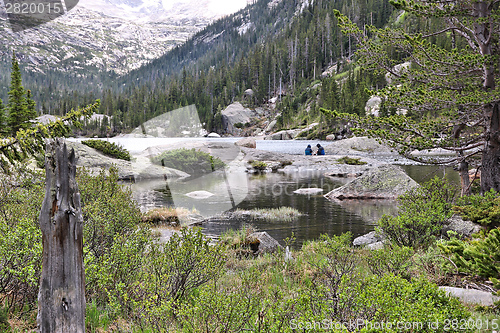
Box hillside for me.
[37,0,397,135]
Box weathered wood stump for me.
[37,139,85,333]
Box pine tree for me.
[0,99,6,136]
[26,90,37,120]
[7,53,34,136]
[331,0,500,195]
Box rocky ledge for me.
[67,141,189,181]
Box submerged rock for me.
[185,191,215,199]
[293,188,323,195]
[324,164,418,200]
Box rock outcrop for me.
[221,102,259,135]
[67,141,189,181]
[324,164,418,200]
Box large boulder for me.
[235,137,257,149]
[248,232,283,254]
[324,164,418,200]
[365,96,383,116]
[221,102,258,135]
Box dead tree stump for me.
[37,139,85,333]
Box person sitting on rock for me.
[305,144,313,155]
[316,143,325,155]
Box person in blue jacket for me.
[305,144,313,155]
[316,143,325,155]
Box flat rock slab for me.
[185,191,215,199]
[324,164,418,200]
[439,287,500,306]
[293,188,323,195]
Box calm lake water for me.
[91,137,459,248]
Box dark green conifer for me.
[7,52,34,136]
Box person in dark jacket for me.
[305,144,313,155]
[316,143,325,155]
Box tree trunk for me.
[481,102,500,193]
[458,159,471,196]
[37,138,85,333]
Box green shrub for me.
[78,167,142,259]
[439,228,500,289]
[82,139,131,161]
[352,274,471,332]
[378,177,458,249]
[365,245,414,279]
[251,160,267,171]
[337,156,367,165]
[454,189,500,228]
[0,306,9,332]
[152,148,225,175]
[0,168,44,314]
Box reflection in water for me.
[131,170,395,249]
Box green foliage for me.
[0,306,10,332]
[337,156,367,165]
[353,275,472,332]
[0,101,99,173]
[454,189,500,228]
[0,168,44,313]
[85,301,111,333]
[250,160,267,171]
[81,139,131,161]
[152,148,225,175]
[78,167,142,258]
[331,1,500,194]
[178,271,261,333]
[365,245,414,279]
[439,228,500,289]
[378,177,458,249]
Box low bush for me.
[251,160,268,171]
[152,148,225,175]
[439,228,500,289]
[337,156,367,165]
[365,244,414,279]
[378,177,458,249]
[82,139,131,161]
[454,189,500,228]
